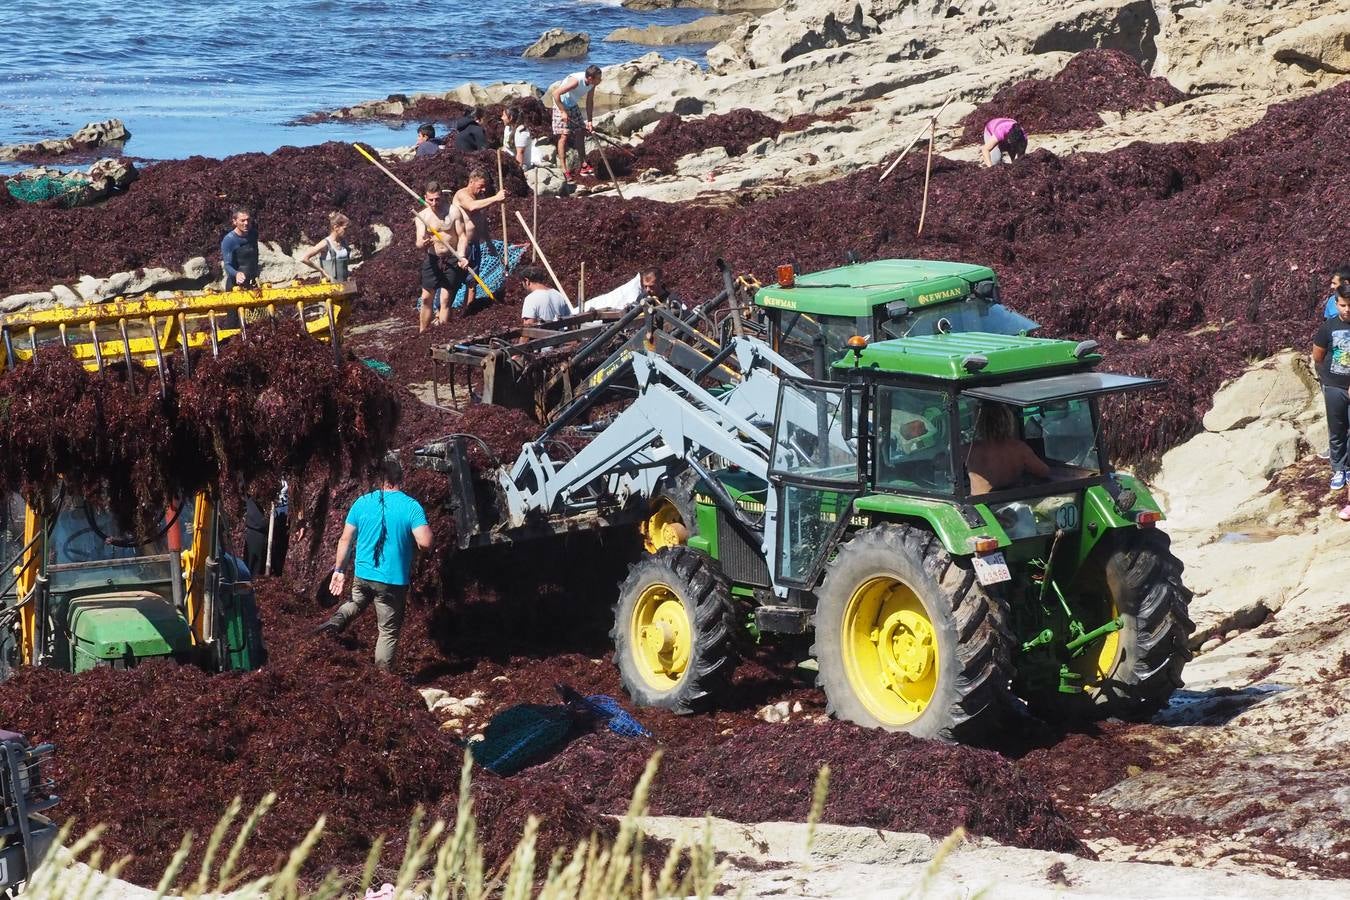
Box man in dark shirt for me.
[1313,281,1350,511]
[414,123,440,158]
[451,109,487,153]
[221,207,260,289]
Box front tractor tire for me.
[611,547,738,714]
[1039,527,1194,721]
[813,524,1017,741]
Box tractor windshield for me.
[47,498,185,596]
[875,385,957,494]
[881,298,1039,340]
[771,312,869,377]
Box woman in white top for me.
[501,106,534,170]
[300,211,352,282]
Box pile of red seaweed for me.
[0,321,399,531]
[602,108,819,177]
[957,50,1186,143]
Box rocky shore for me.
[5,1,1350,894]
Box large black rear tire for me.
[812,524,1017,741]
[1032,527,1194,721]
[611,547,737,714]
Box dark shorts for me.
[420,252,466,297]
[466,240,482,270]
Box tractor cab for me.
[755,259,1037,379]
[819,332,1164,550]
[1,488,261,675]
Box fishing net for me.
[5,174,88,206]
[453,240,528,308]
[468,703,578,776]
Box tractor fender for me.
[851,494,1009,557]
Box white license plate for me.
[972,551,1011,586]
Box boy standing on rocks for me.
[1313,281,1350,517]
[552,64,602,180]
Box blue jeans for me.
[1324,385,1350,473]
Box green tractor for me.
[754,259,1038,379]
[423,323,1193,740]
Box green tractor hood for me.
[755,260,997,316]
[68,592,193,672]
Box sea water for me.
[0,0,708,164]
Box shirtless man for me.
[452,166,505,306]
[965,402,1049,494]
[414,180,472,332]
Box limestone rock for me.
[0,118,130,162]
[1268,13,1350,76]
[441,81,542,106]
[592,53,705,119]
[50,285,82,307]
[183,257,210,280]
[370,224,394,255]
[1203,353,1318,432]
[523,28,590,60]
[0,291,55,312]
[419,688,450,712]
[605,14,753,46]
[709,0,883,73]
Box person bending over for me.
[981,117,1028,167]
[519,266,573,326]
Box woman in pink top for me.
[982,117,1028,167]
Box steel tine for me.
[208,310,220,357]
[177,313,191,378]
[2,326,13,371]
[89,322,104,372]
[118,319,136,394]
[148,315,167,397]
[237,307,247,340]
[325,301,341,364]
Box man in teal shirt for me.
[319,456,432,671]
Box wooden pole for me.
[531,167,539,263]
[264,503,276,577]
[594,142,625,201]
[514,210,568,302]
[496,150,509,272]
[917,118,936,237]
[879,94,954,183]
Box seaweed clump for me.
[958,49,1186,143]
[0,320,399,531]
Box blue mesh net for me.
[584,694,652,739]
[453,240,527,308]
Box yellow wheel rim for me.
[630,582,692,690]
[841,576,939,726]
[641,499,688,554]
[1074,591,1122,690]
